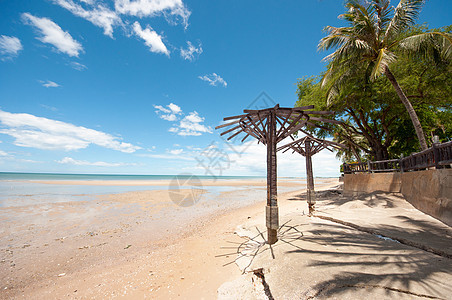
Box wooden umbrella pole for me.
[217,106,342,245]
[266,110,278,244]
[305,140,315,215]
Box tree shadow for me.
[288,188,405,209]
[218,216,451,298]
[220,187,452,299]
[285,220,452,299]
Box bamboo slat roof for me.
[215,104,341,144]
[277,130,346,156]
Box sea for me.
[0,172,266,181]
[0,172,274,208]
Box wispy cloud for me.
[0,110,140,153]
[70,61,87,71]
[213,139,341,177]
[154,102,181,121]
[0,150,43,164]
[169,111,212,136]
[52,0,122,38]
[57,156,136,167]
[169,148,183,155]
[198,73,227,87]
[180,41,202,61]
[39,80,60,88]
[139,153,193,161]
[0,35,23,60]
[133,21,169,55]
[115,0,191,28]
[49,0,191,58]
[22,13,83,57]
[40,104,58,111]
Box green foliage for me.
[296,25,451,162]
[318,0,452,151]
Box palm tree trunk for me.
[384,66,428,151]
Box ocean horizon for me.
[0,172,271,181]
[0,172,320,181]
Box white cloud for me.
[18,158,42,164]
[167,103,181,114]
[169,148,183,155]
[154,102,181,121]
[133,21,169,55]
[39,80,60,88]
[22,13,83,57]
[207,138,341,177]
[52,0,122,38]
[138,153,193,161]
[154,103,211,136]
[0,110,140,153]
[115,0,191,28]
[0,150,9,157]
[198,73,227,87]
[170,111,212,136]
[70,61,87,71]
[57,156,136,167]
[180,41,202,61]
[0,35,23,60]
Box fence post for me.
[367,161,371,173]
[432,143,440,169]
[399,154,404,173]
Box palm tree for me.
[319,0,451,151]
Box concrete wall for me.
[344,169,452,227]
[400,169,452,227]
[344,172,402,195]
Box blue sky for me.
[0,0,450,177]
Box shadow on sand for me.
[287,219,451,299]
[287,189,452,298]
[222,188,452,299]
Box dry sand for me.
[0,177,321,299]
[2,177,450,299]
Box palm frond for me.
[318,29,352,51]
[384,0,424,42]
[322,57,369,105]
[399,32,452,61]
[373,0,391,38]
[351,1,378,38]
[370,48,396,79]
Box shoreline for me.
[19,177,308,187]
[0,178,338,299]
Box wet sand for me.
[0,177,337,299]
[30,178,305,187]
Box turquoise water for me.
[0,172,266,181]
[0,172,307,208]
[0,181,171,207]
[0,172,270,208]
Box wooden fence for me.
[343,141,452,174]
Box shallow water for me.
[0,179,306,208]
[0,181,170,207]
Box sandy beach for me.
[1,177,451,299]
[0,177,316,299]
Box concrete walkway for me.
[218,188,452,299]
